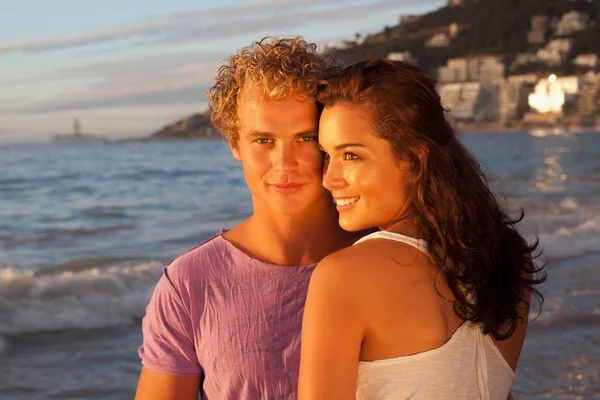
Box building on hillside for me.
[528,75,583,114]
[528,15,549,45]
[449,23,461,38]
[438,56,504,83]
[548,39,573,54]
[528,30,546,45]
[531,15,550,31]
[584,71,599,83]
[426,32,450,48]
[511,53,539,70]
[536,49,564,66]
[477,57,506,83]
[499,80,535,121]
[578,77,600,118]
[438,82,500,122]
[555,11,589,36]
[536,39,573,66]
[573,53,599,69]
[399,14,420,25]
[387,51,416,64]
[508,74,539,84]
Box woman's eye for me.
[343,152,358,161]
[322,152,330,160]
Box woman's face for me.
[319,102,412,232]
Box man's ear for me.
[229,140,241,161]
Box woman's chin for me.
[339,218,370,232]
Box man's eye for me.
[256,138,272,144]
[343,152,358,161]
[300,136,317,142]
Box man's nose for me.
[272,142,298,171]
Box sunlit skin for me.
[319,102,415,235]
[231,85,329,219]
[298,102,527,400]
[136,89,361,400]
[220,85,360,268]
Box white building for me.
[438,56,504,83]
[573,53,598,69]
[427,33,450,48]
[439,82,500,122]
[531,15,550,31]
[536,39,573,66]
[536,49,565,66]
[387,51,416,63]
[514,53,538,66]
[499,81,535,121]
[528,15,549,45]
[528,75,583,114]
[508,74,539,84]
[449,23,461,38]
[555,11,589,36]
[399,14,420,25]
[548,38,574,53]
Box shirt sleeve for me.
[138,266,203,376]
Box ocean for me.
[1,130,599,399]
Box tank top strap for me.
[353,231,429,256]
[472,324,491,400]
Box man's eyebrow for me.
[293,130,318,137]
[246,130,317,138]
[247,130,274,138]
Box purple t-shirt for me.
[138,230,316,399]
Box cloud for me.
[0,0,443,54]
[0,49,224,88]
[8,62,216,114]
[2,0,445,115]
[0,0,352,54]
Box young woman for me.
[298,60,546,400]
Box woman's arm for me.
[298,254,366,400]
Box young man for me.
[135,36,360,399]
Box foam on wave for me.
[0,262,163,335]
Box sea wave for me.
[0,262,164,335]
[514,196,600,259]
[537,214,600,259]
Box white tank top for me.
[353,231,515,400]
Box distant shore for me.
[455,120,600,134]
[104,112,600,144]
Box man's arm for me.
[135,367,199,400]
[136,264,203,399]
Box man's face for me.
[232,85,329,217]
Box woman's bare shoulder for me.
[314,238,428,294]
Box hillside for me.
[146,111,218,140]
[145,0,600,140]
[334,0,600,74]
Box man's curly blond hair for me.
[206,36,338,144]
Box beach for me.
[1,130,599,399]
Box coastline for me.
[454,120,600,134]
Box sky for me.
[0,0,445,142]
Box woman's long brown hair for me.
[317,59,546,340]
